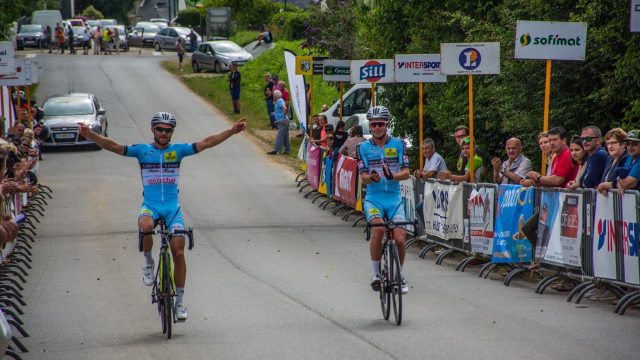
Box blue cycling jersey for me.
[356,137,409,194]
[124,143,198,202]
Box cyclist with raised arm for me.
[78,112,246,321]
[356,106,411,294]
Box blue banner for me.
[492,185,535,263]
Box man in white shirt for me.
[414,138,447,227]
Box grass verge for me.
[229,31,261,46]
[162,40,339,171]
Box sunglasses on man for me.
[154,127,174,134]
[369,122,386,128]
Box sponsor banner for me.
[0,59,32,87]
[313,56,329,75]
[1,86,17,133]
[295,55,313,76]
[515,21,587,61]
[318,149,331,196]
[400,177,416,223]
[468,186,495,255]
[333,154,358,208]
[492,185,535,263]
[632,0,640,32]
[537,191,583,269]
[621,193,639,285]
[394,54,447,83]
[306,141,321,190]
[25,54,44,83]
[284,50,308,133]
[350,59,395,84]
[423,181,464,240]
[440,42,500,75]
[0,42,15,76]
[323,59,351,82]
[593,193,617,279]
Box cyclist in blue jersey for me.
[356,106,411,294]
[78,112,246,320]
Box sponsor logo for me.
[164,151,177,162]
[598,219,639,256]
[520,34,582,47]
[337,168,353,192]
[141,208,154,216]
[458,48,481,70]
[384,148,397,157]
[368,208,381,216]
[499,187,531,209]
[324,66,350,76]
[359,60,386,82]
[431,188,449,214]
[397,61,441,70]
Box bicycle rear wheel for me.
[379,244,391,321]
[390,244,403,325]
[163,253,173,339]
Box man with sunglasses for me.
[577,126,608,188]
[78,112,246,321]
[356,106,411,294]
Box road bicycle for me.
[366,220,416,325]
[139,220,194,339]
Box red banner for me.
[333,154,358,208]
[306,141,321,190]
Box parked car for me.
[71,26,88,47]
[85,19,100,31]
[40,93,108,149]
[31,9,62,44]
[191,40,253,73]
[16,24,45,49]
[101,25,129,51]
[67,19,85,28]
[320,84,373,127]
[153,27,201,52]
[150,18,169,28]
[99,19,117,27]
[128,22,161,47]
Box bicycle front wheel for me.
[379,245,391,321]
[390,243,403,325]
[162,253,173,339]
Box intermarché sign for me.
[515,20,587,61]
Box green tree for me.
[81,5,104,20]
[302,0,360,59]
[75,0,134,24]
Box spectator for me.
[600,128,628,183]
[188,29,198,52]
[313,115,329,147]
[439,137,483,183]
[176,37,186,71]
[113,27,120,54]
[566,135,588,190]
[92,26,101,55]
[278,80,291,121]
[82,28,91,55]
[332,121,348,151]
[321,104,329,112]
[339,125,365,158]
[452,125,483,175]
[8,123,25,146]
[524,127,577,189]
[44,26,52,53]
[263,74,276,129]
[228,63,241,114]
[33,124,43,160]
[102,27,112,54]
[311,115,321,140]
[598,129,640,194]
[491,137,532,184]
[267,90,289,155]
[55,24,65,54]
[414,138,448,227]
[577,126,609,188]
[538,132,553,175]
[67,23,75,54]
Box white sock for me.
[371,260,380,276]
[176,288,185,305]
[143,251,153,266]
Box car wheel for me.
[192,61,201,73]
[154,42,161,51]
[214,61,221,73]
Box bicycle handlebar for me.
[365,220,418,241]
[138,227,194,252]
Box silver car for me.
[41,93,108,149]
[191,41,253,73]
[153,26,201,52]
[16,24,45,48]
[128,22,161,47]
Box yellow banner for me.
[295,56,313,76]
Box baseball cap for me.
[451,125,469,137]
[626,130,640,142]
[325,124,334,132]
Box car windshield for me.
[72,27,85,33]
[100,19,116,26]
[107,25,125,34]
[175,28,193,36]
[19,25,42,34]
[86,20,99,27]
[212,42,243,53]
[44,98,93,116]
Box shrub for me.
[271,11,309,41]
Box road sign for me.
[0,42,16,76]
[440,43,500,75]
[632,0,640,32]
[350,59,395,84]
[322,60,351,81]
[394,54,447,83]
[515,21,587,61]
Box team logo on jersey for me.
[164,151,177,162]
[140,208,154,216]
[384,148,397,157]
[368,208,381,216]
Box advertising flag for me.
[284,50,308,133]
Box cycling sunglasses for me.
[154,127,174,134]
[369,122,387,128]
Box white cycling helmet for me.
[366,105,391,121]
[151,112,177,128]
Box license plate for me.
[55,133,75,139]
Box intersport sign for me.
[515,20,587,61]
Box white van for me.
[320,83,380,126]
[31,10,62,42]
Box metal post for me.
[541,59,552,175]
[468,75,475,183]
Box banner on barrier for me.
[400,178,416,223]
[468,186,495,255]
[334,155,358,208]
[306,142,321,190]
[621,193,639,285]
[319,150,331,196]
[536,191,583,269]
[492,185,535,263]
[593,193,617,279]
[423,181,464,240]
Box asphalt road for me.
[17,51,638,359]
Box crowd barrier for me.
[0,147,53,359]
[296,138,640,316]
